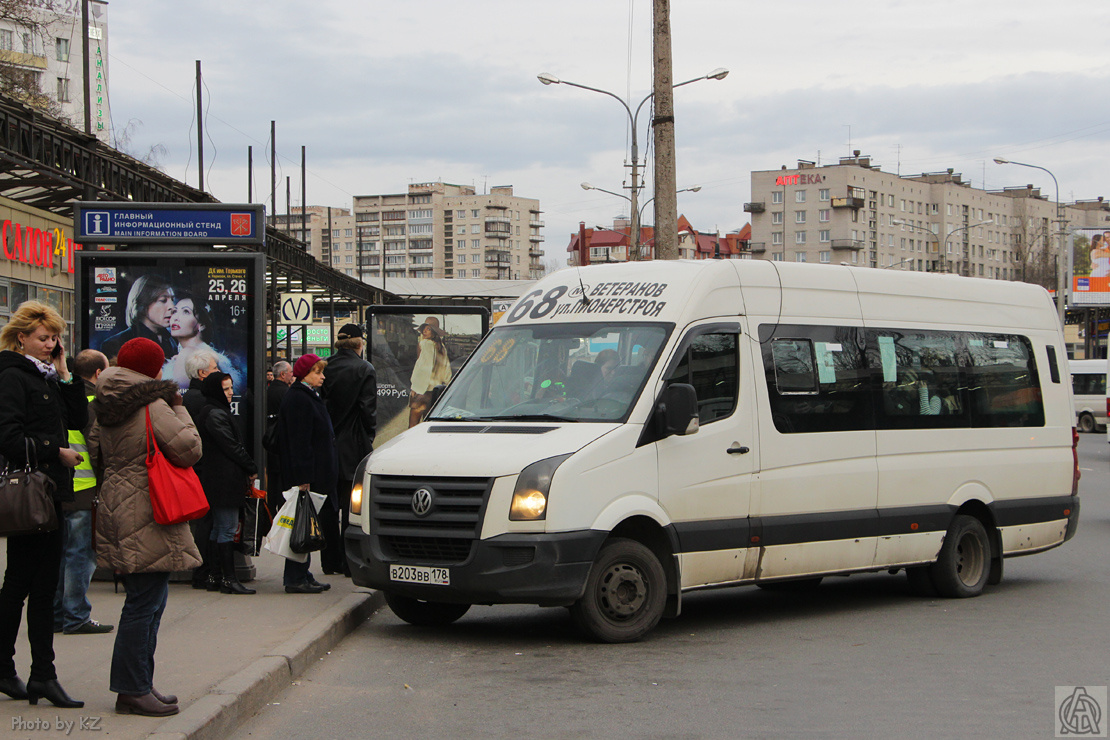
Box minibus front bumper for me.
[344,526,608,606]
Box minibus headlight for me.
[349,453,372,516]
[509,454,572,521]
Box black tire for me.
[385,593,471,627]
[570,538,667,643]
[929,515,991,598]
[756,577,823,592]
[905,566,938,597]
[1078,413,1096,433]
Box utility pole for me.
[196,61,204,191]
[653,0,678,260]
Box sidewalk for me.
[0,544,381,740]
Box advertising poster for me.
[368,306,488,447]
[1071,227,1110,305]
[76,253,264,426]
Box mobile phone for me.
[51,343,62,359]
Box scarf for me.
[26,354,60,381]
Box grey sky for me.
[107,0,1110,263]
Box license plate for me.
[390,564,450,586]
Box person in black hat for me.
[319,323,376,576]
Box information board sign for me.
[73,202,266,246]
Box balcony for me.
[831,239,864,250]
[743,202,765,213]
[530,219,545,228]
[748,242,766,253]
[831,196,865,209]
[529,233,545,242]
[485,216,511,225]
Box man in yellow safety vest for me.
[54,349,114,635]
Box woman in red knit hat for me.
[88,337,201,716]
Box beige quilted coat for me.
[87,366,203,574]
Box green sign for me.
[275,326,332,344]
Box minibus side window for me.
[869,330,967,429]
[760,326,872,434]
[665,333,739,424]
[964,334,1044,427]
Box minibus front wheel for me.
[930,515,991,598]
[385,593,471,627]
[570,538,667,643]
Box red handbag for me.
[145,407,209,525]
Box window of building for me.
[55,38,69,62]
[888,194,895,207]
[795,231,807,244]
[772,232,783,245]
[772,252,784,261]
[471,224,480,234]
[56,77,69,102]
[819,209,830,223]
[772,212,783,225]
[472,209,480,218]
[795,191,806,203]
[795,251,807,262]
[345,254,353,264]
[22,32,31,54]
[819,189,830,201]
[344,228,353,237]
[819,230,830,243]
[819,251,830,263]
[0,30,12,51]
[472,269,482,277]
[332,229,340,237]
[772,191,784,204]
[795,211,806,224]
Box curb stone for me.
[148,590,384,740]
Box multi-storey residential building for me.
[0,0,112,143]
[349,182,545,281]
[746,153,1110,286]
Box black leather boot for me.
[26,679,83,708]
[0,675,27,700]
[205,541,221,591]
[218,542,255,595]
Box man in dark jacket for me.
[264,361,293,512]
[54,350,114,635]
[320,324,376,576]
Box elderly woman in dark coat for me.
[274,354,337,594]
[194,371,257,595]
[0,301,87,708]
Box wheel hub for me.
[598,563,647,618]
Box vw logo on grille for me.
[411,487,434,517]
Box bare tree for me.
[0,0,66,119]
[1011,201,1055,290]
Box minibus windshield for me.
[428,322,669,423]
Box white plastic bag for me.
[262,487,326,563]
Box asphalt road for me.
[232,436,1109,740]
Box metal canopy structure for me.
[0,92,387,314]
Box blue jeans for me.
[208,507,239,544]
[54,510,97,632]
[110,572,169,696]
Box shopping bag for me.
[290,489,326,554]
[145,408,209,525]
[262,488,325,563]
[239,498,272,556]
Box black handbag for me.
[289,489,325,554]
[0,439,58,537]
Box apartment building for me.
[349,182,545,281]
[0,0,111,143]
[746,153,1110,285]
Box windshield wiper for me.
[488,413,574,422]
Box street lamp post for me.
[581,183,700,260]
[993,157,1066,326]
[539,69,726,260]
[943,219,994,275]
[890,218,941,272]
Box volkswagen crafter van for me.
[346,260,1080,642]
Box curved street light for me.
[581,184,701,259]
[943,219,993,274]
[890,218,941,272]
[540,69,727,259]
[993,157,1065,326]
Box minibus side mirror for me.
[661,383,699,437]
[429,384,447,407]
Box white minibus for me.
[1067,358,1107,433]
[346,260,1080,642]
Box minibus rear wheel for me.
[930,515,990,598]
[385,593,471,627]
[1078,413,1096,433]
[571,538,666,643]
